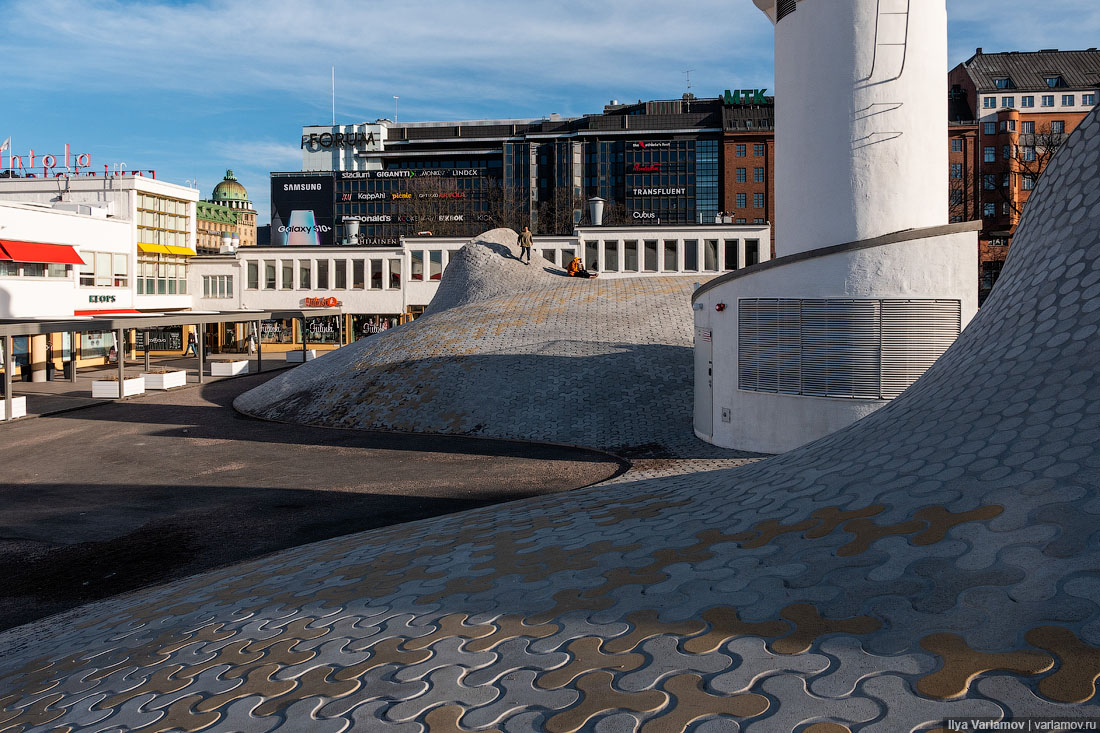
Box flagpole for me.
[331,66,335,126]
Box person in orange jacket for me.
[567,256,596,278]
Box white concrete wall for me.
[693,230,977,453]
[0,202,130,318]
[771,0,948,254]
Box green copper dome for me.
[211,170,249,202]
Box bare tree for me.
[535,187,585,235]
[986,122,1067,220]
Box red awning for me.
[0,240,86,265]
[73,309,142,316]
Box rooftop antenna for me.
[331,66,336,125]
[393,95,399,123]
[684,68,695,92]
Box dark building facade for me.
[280,95,774,245]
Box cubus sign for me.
[723,89,768,105]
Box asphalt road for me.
[0,371,625,632]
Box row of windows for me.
[138,226,190,248]
[732,193,766,209]
[983,202,1014,217]
[733,144,767,157]
[580,238,761,273]
[136,255,188,295]
[983,144,1042,163]
[0,261,70,278]
[246,258,406,290]
[985,120,1059,135]
[983,173,1036,190]
[202,275,234,299]
[733,167,767,183]
[137,193,189,215]
[983,93,1095,109]
[79,252,128,287]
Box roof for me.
[958,49,1100,91]
[211,169,249,202]
[197,200,239,225]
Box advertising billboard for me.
[271,174,335,246]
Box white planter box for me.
[211,360,249,376]
[92,376,146,398]
[1,396,27,419]
[285,350,317,363]
[142,370,187,390]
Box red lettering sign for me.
[632,164,660,172]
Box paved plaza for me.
[1,112,1099,731]
[235,230,760,460]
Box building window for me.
[753,167,765,182]
[264,260,276,290]
[1021,96,1034,108]
[951,139,963,152]
[410,251,424,281]
[1051,120,1065,133]
[1000,120,1016,132]
[298,261,311,289]
[735,144,746,157]
[1042,95,1054,107]
[1001,96,1014,108]
[994,78,1014,89]
[983,203,996,217]
[984,122,996,135]
[371,259,384,289]
[950,216,962,223]
[1084,93,1096,106]
[984,146,996,163]
[951,163,963,179]
[951,189,963,205]
[316,259,329,289]
[984,174,997,190]
[736,193,747,208]
[1003,174,1012,188]
[138,253,187,295]
[983,97,996,108]
[1022,120,1035,134]
[334,259,347,289]
[1020,146,1036,162]
[202,275,234,299]
[1061,94,1075,107]
[352,259,365,289]
[1022,175,1036,191]
[736,167,747,183]
[1045,76,1065,88]
[281,261,293,289]
[389,259,402,289]
[753,192,764,208]
[246,261,259,290]
[753,144,765,157]
[1003,145,1011,160]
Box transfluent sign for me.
[723,89,768,105]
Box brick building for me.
[197,170,257,254]
[949,48,1100,302]
[721,98,775,255]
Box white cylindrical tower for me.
[756,0,948,256]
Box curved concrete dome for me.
[1,112,1098,730]
[234,228,743,458]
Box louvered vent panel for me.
[880,300,961,398]
[738,298,961,400]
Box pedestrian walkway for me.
[6,355,290,419]
[1,111,1098,732]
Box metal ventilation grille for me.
[777,0,798,21]
[738,299,961,399]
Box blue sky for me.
[3,0,1098,224]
